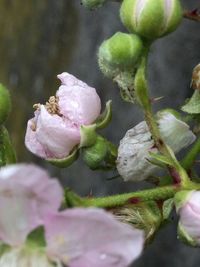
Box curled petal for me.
[45,208,144,267]
[0,164,63,246]
[25,106,80,159]
[57,73,101,125]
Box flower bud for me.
[98,32,143,78]
[82,135,117,170]
[117,111,195,182]
[175,191,200,246]
[0,84,11,125]
[191,63,200,90]
[120,0,183,40]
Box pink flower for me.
[0,164,144,267]
[0,164,63,246]
[176,191,200,246]
[45,209,144,267]
[25,73,101,159]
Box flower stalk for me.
[134,49,191,186]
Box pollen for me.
[33,96,61,115]
[45,96,60,115]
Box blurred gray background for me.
[0,0,200,266]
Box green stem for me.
[65,180,200,208]
[181,137,200,171]
[134,50,190,185]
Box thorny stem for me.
[65,181,200,208]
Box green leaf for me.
[26,226,46,248]
[47,147,79,168]
[149,152,174,168]
[182,90,200,114]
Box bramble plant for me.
[1,0,200,266]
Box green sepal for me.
[26,226,46,248]
[174,190,193,211]
[0,126,16,166]
[114,71,136,103]
[177,223,197,247]
[148,151,174,168]
[80,101,112,147]
[47,147,79,168]
[114,201,162,244]
[80,124,97,148]
[0,84,11,125]
[182,90,200,114]
[95,100,112,129]
[0,243,10,257]
[162,198,174,220]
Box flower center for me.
[33,96,61,115]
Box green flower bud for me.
[120,0,183,40]
[0,84,11,125]
[82,136,117,170]
[98,32,144,78]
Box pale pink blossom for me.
[0,164,144,267]
[25,73,101,159]
[0,164,63,246]
[176,191,200,246]
[45,209,144,267]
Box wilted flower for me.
[25,73,101,159]
[117,111,196,181]
[175,190,200,246]
[0,164,144,267]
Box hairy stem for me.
[134,51,190,185]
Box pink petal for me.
[25,119,47,158]
[0,164,63,246]
[57,73,87,87]
[57,73,101,125]
[26,106,81,159]
[45,208,144,267]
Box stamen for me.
[45,96,61,115]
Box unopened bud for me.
[120,0,183,40]
[98,32,143,78]
[175,191,200,246]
